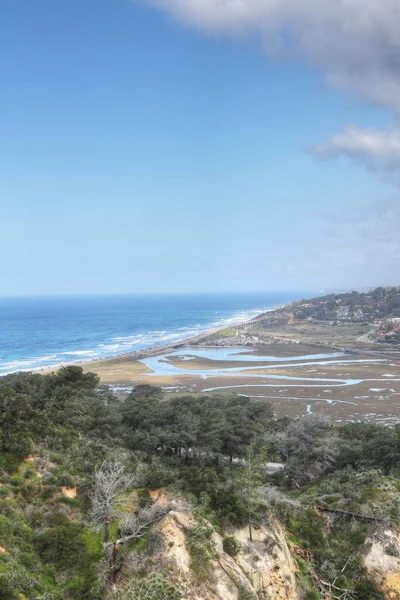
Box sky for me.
[1,0,400,295]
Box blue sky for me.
[1,0,399,295]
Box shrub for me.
[42,474,58,485]
[9,474,22,487]
[288,509,325,553]
[223,536,242,557]
[40,485,57,500]
[64,573,100,599]
[120,574,181,600]
[324,495,340,504]
[18,551,39,569]
[23,467,35,480]
[0,515,13,545]
[82,529,103,558]
[237,585,257,600]
[21,480,42,502]
[35,523,87,569]
[57,473,74,487]
[0,574,19,599]
[147,529,165,554]
[385,545,399,557]
[0,562,42,597]
[54,495,78,505]
[138,488,153,509]
[0,453,20,474]
[303,591,321,600]
[0,486,11,497]
[187,515,215,580]
[353,576,385,598]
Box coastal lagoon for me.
[99,345,400,423]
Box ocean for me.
[0,291,312,376]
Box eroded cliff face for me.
[157,501,298,600]
[118,490,400,600]
[364,527,400,600]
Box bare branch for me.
[90,460,135,542]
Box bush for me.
[54,495,78,505]
[23,467,35,480]
[187,515,215,580]
[237,585,257,600]
[82,529,103,558]
[57,473,75,488]
[119,574,181,600]
[353,576,385,598]
[0,453,20,474]
[64,573,100,599]
[0,562,42,598]
[324,495,340,504]
[0,574,19,599]
[385,545,399,557]
[288,509,325,553]
[147,529,165,554]
[0,515,13,545]
[138,488,153,509]
[9,474,22,487]
[223,536,241,557]
[21,480,42,502]
[35,523,87,569]
[18,551,39,569]
[40,485,57,500]
[303,591,321,600]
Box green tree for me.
[235,444,268,541]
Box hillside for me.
[0,367,399,599]
[203,286,399,349]
[275,287,400,345]
[279,287,400,322]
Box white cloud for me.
[309,126,400,175]
[143,0,400,111]
[139,0,400,285]
[143,1,400,183]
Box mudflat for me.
[84,335,400,423]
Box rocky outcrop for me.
[364,527,400,599]
[157,499,298,600]
[230,522,298,599]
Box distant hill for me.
[276,286,400,344]
[282,286,400,322]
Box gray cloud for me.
[309,126,400,176]
[142,0,400,111]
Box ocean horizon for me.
[0,291,315,376]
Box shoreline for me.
[62,307,278,372]
[10,305,280,377]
